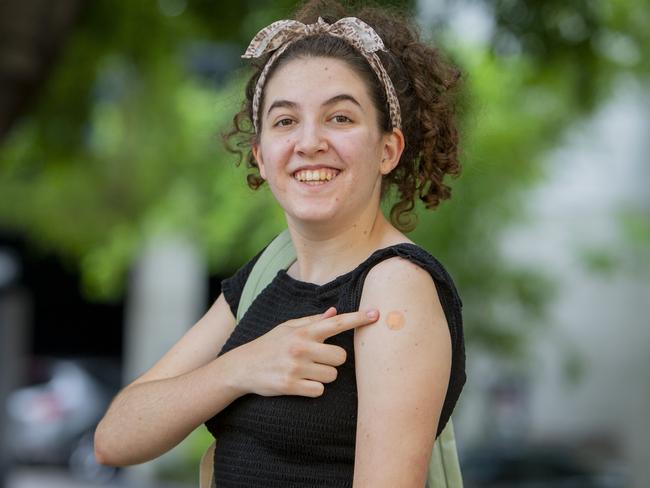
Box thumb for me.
[321,306,337,318]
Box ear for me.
[379,128,405,175]
[252,143,266,180]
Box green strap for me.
[237,229,296,323]
[236,229,463,487]
[427,419,464,488]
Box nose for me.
[294,120,328,157]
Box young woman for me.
[94,1,466,486]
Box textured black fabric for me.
[204,242,466,487]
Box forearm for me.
[94,350,245,466]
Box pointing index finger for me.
[313,309,379,342]
[285,307,337,328]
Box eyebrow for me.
[266,94,362,117]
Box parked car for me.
[460,442,628,488]
[4,356,122,483]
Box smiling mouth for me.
[293,168,341,185]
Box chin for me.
[292,211,337,224]
[285,204,339,224]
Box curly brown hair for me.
[223,0,465,232]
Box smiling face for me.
[252,56,403,228]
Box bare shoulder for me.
[355,250,450,350]
[364,251,439,300]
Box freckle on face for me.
[386,310,405,330]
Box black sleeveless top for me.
[204,241,466,487]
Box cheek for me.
[337,133,381,173]
[260,139,294,171]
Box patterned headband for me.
[242,16,402,133]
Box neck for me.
[284,203,395,285]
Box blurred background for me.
[0,0,648,487]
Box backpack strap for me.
[427,418,464,487]
[237,229,296,322]
[199,441,216,488]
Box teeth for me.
[294,168,340,182]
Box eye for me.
[332,114,352,124]
[274,118,294,127]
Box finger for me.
[302,363,338,384]
[311,309,379,342]
[293,379,325,398]
[285,307,337,328]
[311,344,347,366]
[322,306,337,319]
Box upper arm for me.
[353,257,452,488]
[126,292,237,388]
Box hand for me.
[231,307,380,398]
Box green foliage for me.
[0,3,283,299]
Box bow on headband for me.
[242,16,402,133]
[243,17,386,58]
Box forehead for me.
[263,56,372,105]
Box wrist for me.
[218,349,249,397]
